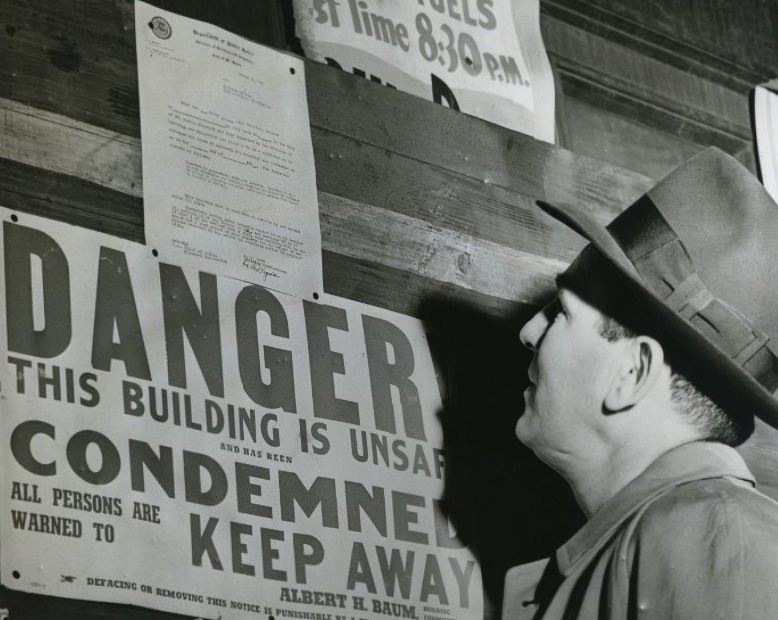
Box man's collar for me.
[556,441,755,575]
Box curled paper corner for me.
[290,0,325,62]
[761,77,778,91]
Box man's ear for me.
[603,336,665,413]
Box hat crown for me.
[642,149,777,336]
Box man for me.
[503,148,778,619]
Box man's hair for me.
[598,315,749,446]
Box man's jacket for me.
[503,441,778,619]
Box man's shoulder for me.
[608,472,778,617]
[649,475,778,516]
[629,474,778,547]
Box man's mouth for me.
[527,359,538,385]
[522,384,535,409]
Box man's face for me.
[516,286,622,466]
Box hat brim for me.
[537,199,778,429]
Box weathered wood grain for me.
[563,98,705,179]
[541,0,778,133]
[1,97,603,263]
[0,157,527,332]
[1,97,143,197]
[541,0,776,91]
[0,142,567,313]
[323,251,525,318]
[0,0,141,135]
[2,94,626,274]
[318,192,566,305]
[545,0,778,85]
[1,91,569,317]
[0,156,144,242]
[543,16,752,140]
[305,64,652,212]
[557,67,749,157]
[539,0,773,175]
[314,129,596,261]
[0,101,572,311]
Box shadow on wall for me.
[417,296,584,614]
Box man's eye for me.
[544,299,564,320]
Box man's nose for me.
[519,309,549,352]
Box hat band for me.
[607,195,778,392]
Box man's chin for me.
[515,420,558,470]
[515,411,534,444]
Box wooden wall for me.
[1,1,776,619]
[542,0,778,178]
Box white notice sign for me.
[293,0,555,142]
[0,207,482,620]
[136,1,323,300]
[755,82,778,204]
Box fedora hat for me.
[537,147,778,428]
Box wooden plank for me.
[540,2,762,174]
[0,149,564,312]
[563,97,713,179]
[305,64,652,212]
[319,192,566,305]
[546,0,778,84]
[1,97,143,198]
[0,99,572,309]
[312,129,597,261]
[323,251,527,318]
[541,0,773,91]
[0,99,579,314]
[0,154,531,318]
[542,15,752,139]
[557,66,751,155]
[1,119,571,311]
[1,93,621,266]
[0,151,548,318]
[0,156,144,242]
[1,97,599,263]
[1,0,141,137]
[0,154,540,316]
